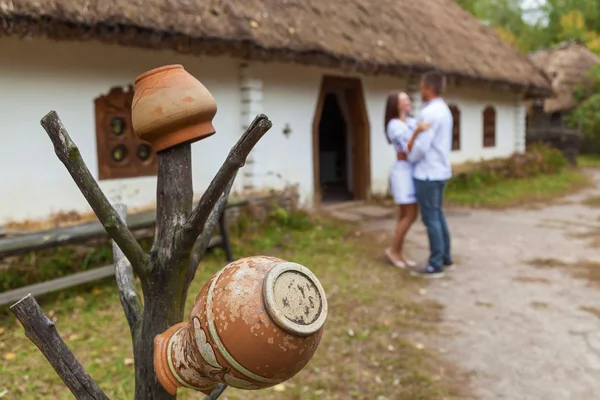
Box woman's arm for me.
[387,119,409,149]
[406,121,430,152]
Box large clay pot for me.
[131,64,217,152]
[154,256,328,395]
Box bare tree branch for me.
[113,204,143,338]
[151,143,193,266]
[40,111,150,277]
[11,294,109,400]
[203,384,227,400]
[179,114,272,252]
[185,175,236,294]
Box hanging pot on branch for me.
[154,256,329,395]
[131,64,218,152]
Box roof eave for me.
[0,14,552,96]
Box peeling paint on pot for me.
[154,256,328,394]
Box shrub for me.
[448,143,568,191]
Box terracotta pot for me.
[154,256,328,395]
[131,64,217,152]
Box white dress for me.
[387,118,417,205]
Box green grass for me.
[579,154,600,168]
[446,169,590,208]
[582,195,600,208]
[0,212,467,400]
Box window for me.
[550,112,562,126]
[95,86,158,180]
[483,106,496,148]
[449,105,461,151]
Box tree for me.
[455,0,548,52]
[10,75,274,399]
[456,0,600,149]
[570,65,600,141]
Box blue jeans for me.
[414,179,452,270]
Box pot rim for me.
[135,64,184,85]
[262,261,328,336]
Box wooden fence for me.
[0,202,245,306]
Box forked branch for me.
[185,175,236,294]
[40,111,149,277]
[180,114,272,252]
[113,204,143,338]
[11,294,109,400]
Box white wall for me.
[249,63,412,204]
[0,36,527,223]
[0,37,241,223]
[444,86,525,162]
[246,63,321,204]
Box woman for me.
[384,91,429,268]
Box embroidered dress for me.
[386,117,417,205]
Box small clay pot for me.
[131,64,217,152]
[154,256,328,395]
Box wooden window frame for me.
[482,105,496,148]
[449,104,461,151]
[95,86,158,180]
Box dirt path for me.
[340,169,600,400]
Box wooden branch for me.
[40,111,150,277]
[113,204,143,338]
[180,114,272,252]
[185,175,236,294]
[203,384,227,400]
[151,143,193,265]
[10,294,109,400]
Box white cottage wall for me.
[247,63,321,204]
[0,37,528,223]
[444,87,525,162]
[0,37,241,223]
[250,63,412,204]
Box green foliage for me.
[456,0,600,53]
[578,153,600,167]
[457,1,600,153]
[445,144,587,207]
[570,65,600,141]
[448,143,568,192]
[268,206,312,231]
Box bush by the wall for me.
[448,143,568,192]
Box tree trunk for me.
[23,110,272,400]
[134,144,193,400]
[135,273,187,400]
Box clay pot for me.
[131,64,217,152]
[154,256,328,395]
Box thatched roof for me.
[0,0,550,96]
[529,40,600,113]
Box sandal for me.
[385,248,407,269]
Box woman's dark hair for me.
[384,91,402,144]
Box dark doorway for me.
[318,92,352,202]
[312,76,371,206]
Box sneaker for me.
[410,265,445,279]
[444,261,456,271]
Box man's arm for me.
[407,119,438,163]
[406,121,430,152]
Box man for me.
[406,71,454,278]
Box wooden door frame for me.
[312,76,371,206]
